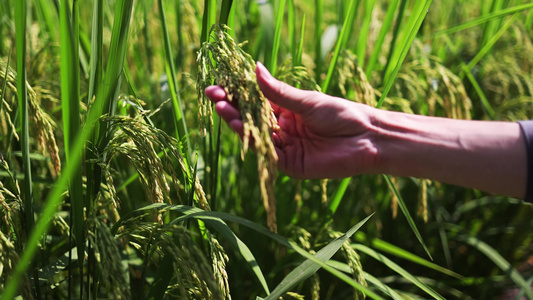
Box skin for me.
[205,62,527,199]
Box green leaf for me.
[270,0,286,74]
[321,0,358,93]
[446,224,533,299]
[353,244,445,300]
[384,175,432,260]
[379,0,432,107]
[265,214,374,299]
[433,3,533,37]
[353,232,463,279]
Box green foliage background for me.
[0,0,532,299]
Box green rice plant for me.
[198,24,279,232]
[158,0,191,163]
[59,0,84,294]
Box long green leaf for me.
[353,244,445,300]
[384,175,432,260]
[353,232,463,279]
[446,225,533,299]
[355,0,375,62]
[59,0,84,296]
[265,214,374,300]
[158,0,191,163]
[219,0,233,25]
[432,3,533,37]
[463,13,518,75]
[378,0,432,108]
[365,0,400,77]
[14,1,38,297]
[270,0,286,74]
[327,261,404,300]
[321,0,357,93]
[314,0,323,82]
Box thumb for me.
[256,61,317,114]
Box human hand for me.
[205,62,381,179]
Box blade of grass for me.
[201,0,217,44]
[270,0,286,75]
[378,0,432,108]
[288,0,296,61]
[340,0,359,50]
[463,13,518,76]
[294,14,305,67]
[60,0,84,297]
[14,1,40,297]
[432,2,533,37]
[383,0,429,85]
[327,260,404,300]
[381,0,407,84]
[355,0,375,62]
[314,0,323,82]
[365,0,401,77]
[265,214,374,300]
[158,0,191,164]
[445,224,533,299]
[384,175,432,260]
[321,0,358,93]
[353,244,445,300]
[353,232,463,279]
[0,46,11,114]
[220,0,233,26]
[481,0,505,49]
[441,34,495,119]
[15,0,34,241]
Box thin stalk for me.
[294,14,306,67]
[60,0,84,296]
[220,0,234,25]
[288,0,296,61]
[14,1,39,297]
[314,0,323,82]
[366,0,400,77]
[378,0,433,108]
[158,0,191,165]
[355,0,376,63]
[432,2,533,37]
[463,13,518,76]
[321,0,358,93]
[271,0,286,74]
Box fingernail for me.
[256,61,272,81]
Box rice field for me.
[1,0,533,299]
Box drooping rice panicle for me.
[197,24,278,232]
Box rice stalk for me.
[157,224,223,299]
[417,179,429,223]
[328,230,367,300]
[0,231,33,300]
[0,60,61,175]
[198,24,278,232]
[209,234,231,299]
[334,50,376,106]
[87,217,131,299]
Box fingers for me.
[205,85,244,137]
[204,85,227,102]
[256,61,318,114]
[215,101,244,137]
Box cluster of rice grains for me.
[197,25,279,232]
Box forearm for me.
[371,110,527,198]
